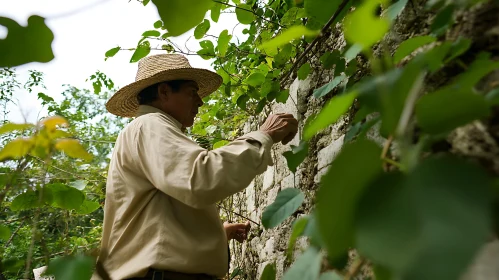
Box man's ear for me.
[157,82,171,100]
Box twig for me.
[218,204,260,226]
[4,218,26,247]
[395,71,426,138]
[280,0,351,86]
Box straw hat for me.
[106,54,222,117]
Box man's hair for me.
[137,80,192,105]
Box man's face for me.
[161,81,203,128]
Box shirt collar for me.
[136,105,183,129]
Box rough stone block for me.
[281,170,301,189]
[246,181,258,222]
[317,135,344,171]
[262,166,275,191]
[265,186,280,207]
[33,266,53,280]
[259,237,275,261]
[275,251,286,279]
[460,240,499,280]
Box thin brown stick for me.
[218,204,260,226]
[280,0,351,86]
[4,218,26,247]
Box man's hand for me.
[260,113,298,145]
[223,221,251,243]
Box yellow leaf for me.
[266,57,274,68]
[0,138,34,161]
[40,116,69,130]
[0,123,34,135]
[55,139,93,161]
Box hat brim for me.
[106,67,223,117]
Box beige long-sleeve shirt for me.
[94,105,273,279]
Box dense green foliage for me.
[1,0,499,279]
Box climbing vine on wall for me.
[1,0,499,279]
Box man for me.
[95,54,298,280]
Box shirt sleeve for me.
[134,115,273,209]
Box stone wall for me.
[227,1,499,279]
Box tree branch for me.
[280,0,351,86]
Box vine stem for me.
[280,0,351,86]
[218,204,261,226]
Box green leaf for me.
[0,138,34,161]
[258,26,320,52]
[217,29,232,57]
[355,157,492,280]
[344,0,390,51]
[416,89,490,134]
[274,44,293,67]
[236,94,250,110]
[194,19,211,39]
[317,139,382,261]
[314,75,347,98]
[305,0,342,25]
[276,89,290,104]
[0,16,54,67]
[75,200,100,215]
[197,40,215,59]
[213,140,229,149]
[303,213,325,248]
[236,4,255,24]
[0,123,34,135]
[256,98,267,114]
[55,139,93,161]
[11,191,42,211]
[153,20,163,28]
[46,183,85,210]
[430,4,455,36]
[287,216,309,260]
[211,2,222,22]
[69,180,88,190]
[304,91,357,140]
[143,0,150,5]
[485,88,499,105]
[384,0,408,21]
[130,41,151,63]
[297,63,311,80]
[45,255,95,280]
[231,267,243,279]
[320,51,341,69]
[260,263,276,280]
[283,141,309,173]
[0,224,11,240]
[246,73,266,87]
[151,0,212,37]
[261,81,274,97]
[319,271,343,280]
[445,37,471,63]
[142,30,161,37]
[282,247,322,280]
[262,188,305,229]
[344,44,363,62]
[345,59,357,76]
[393,36,436,64]
[104,47,120,60]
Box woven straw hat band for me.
[135,54,192,81]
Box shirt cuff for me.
[238,131,274,167]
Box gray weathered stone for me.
[262,166,275,191]
[317,135,345,171]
